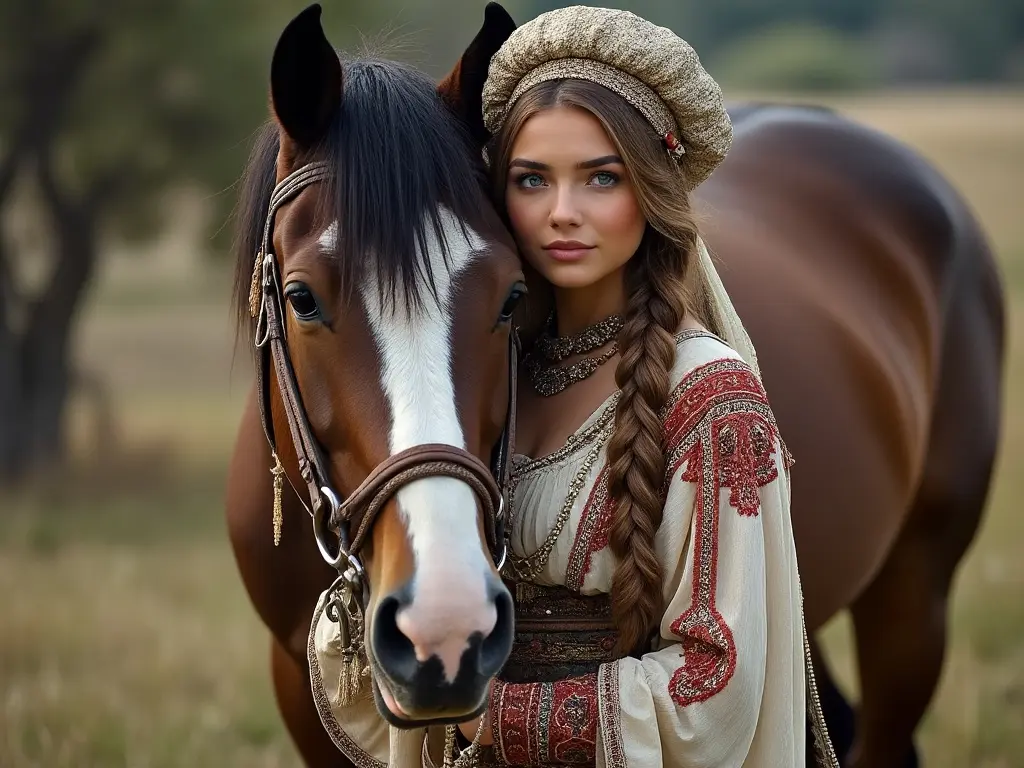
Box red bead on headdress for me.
[664,131,686,162]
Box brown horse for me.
[225,1,524,755]
[225,5,1005,768]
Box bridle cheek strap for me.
[250,161,517,580]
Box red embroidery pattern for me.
[567,359,785,591]
[664,360,784,707]
[717,415,778,516]
[667,435,737,706]
[493,674,599,766]
[565,467,612,592]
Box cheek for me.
[594,191,645,248]
[505,194,536,241]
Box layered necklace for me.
[525,313,624,397]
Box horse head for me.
[234,2,520,728]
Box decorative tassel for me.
[248,251,263,318]
[332,647,371,708]
[326,579,370,708]
[271,452,285,546]
[442,717,486,767]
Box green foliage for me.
[522,0,1023,85]
[0,0,381,254]
[712,23,880,93]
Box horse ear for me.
[270,4,342,151]
[437,2,517,146]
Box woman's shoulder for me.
[669,327,748,384]
[663,327,770,427]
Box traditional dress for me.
[309,330,813,767]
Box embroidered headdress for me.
[481,5,762,379]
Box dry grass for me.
[2,89,1023,767]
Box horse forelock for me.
[232,56,495,346]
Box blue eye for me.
[590,171,619,187]
[515,173,546,189]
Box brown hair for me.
[490,80,707,655]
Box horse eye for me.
[285,284,321,321]
[498,283,527,322]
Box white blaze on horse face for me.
[318,221,338,253]
[354,208,495,683]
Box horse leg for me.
[271,637,355,768]
[847,316,1000,766]
[807,637,857,766]
[846,529,942,768]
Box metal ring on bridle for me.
[313,485,353,570]
[494,540,508,573]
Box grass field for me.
[2,90,1023,767]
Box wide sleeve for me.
[490,359,805,767]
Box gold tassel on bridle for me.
[249,251,263,318]
[271,452,285,546]
[325,575,371,708]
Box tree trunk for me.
[21,157,99,477]
[0,148,27,483]
[0,27,103,486]
[0,158,100,485]
[0,287,26,482]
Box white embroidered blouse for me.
[310,331,812,767]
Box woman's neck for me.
[552,269,627,337]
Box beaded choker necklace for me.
[525,314,623,397]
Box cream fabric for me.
[693,237,761,380]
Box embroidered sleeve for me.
[592,358,806,767]
[490,673,600,766]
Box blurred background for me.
[0,0,1021,766]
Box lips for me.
[543,241,594,262]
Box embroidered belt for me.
[500,581,620,684]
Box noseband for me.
[249,161,516,593]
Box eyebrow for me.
[509,155,624,171]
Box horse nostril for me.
[480,577,514,677]
[373,591,419,682]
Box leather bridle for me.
[250,161,517,597]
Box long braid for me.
[605,242,688,656]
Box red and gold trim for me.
[492,674,600,766]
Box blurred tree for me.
[519,0,1024,83]
[0,0,374,484]
[712,22,879,92]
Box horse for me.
[225,5,1005,768]
[224,3,524,761]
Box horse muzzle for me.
[369,574,514,727]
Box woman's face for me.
[504,105,646,291]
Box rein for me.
[249,160,516,597]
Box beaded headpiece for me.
[481,5,732,191]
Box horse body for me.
[225,8,1004,768]
[699,104,1004,766]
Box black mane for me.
[232,56,492,338]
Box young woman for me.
[312,6,837,767]
[443,6,837,767]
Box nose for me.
[372,573,513,719]
[549,185,582,228]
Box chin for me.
[539,265,607,290]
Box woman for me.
[313,6,837,767]
[442,6,838,767]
